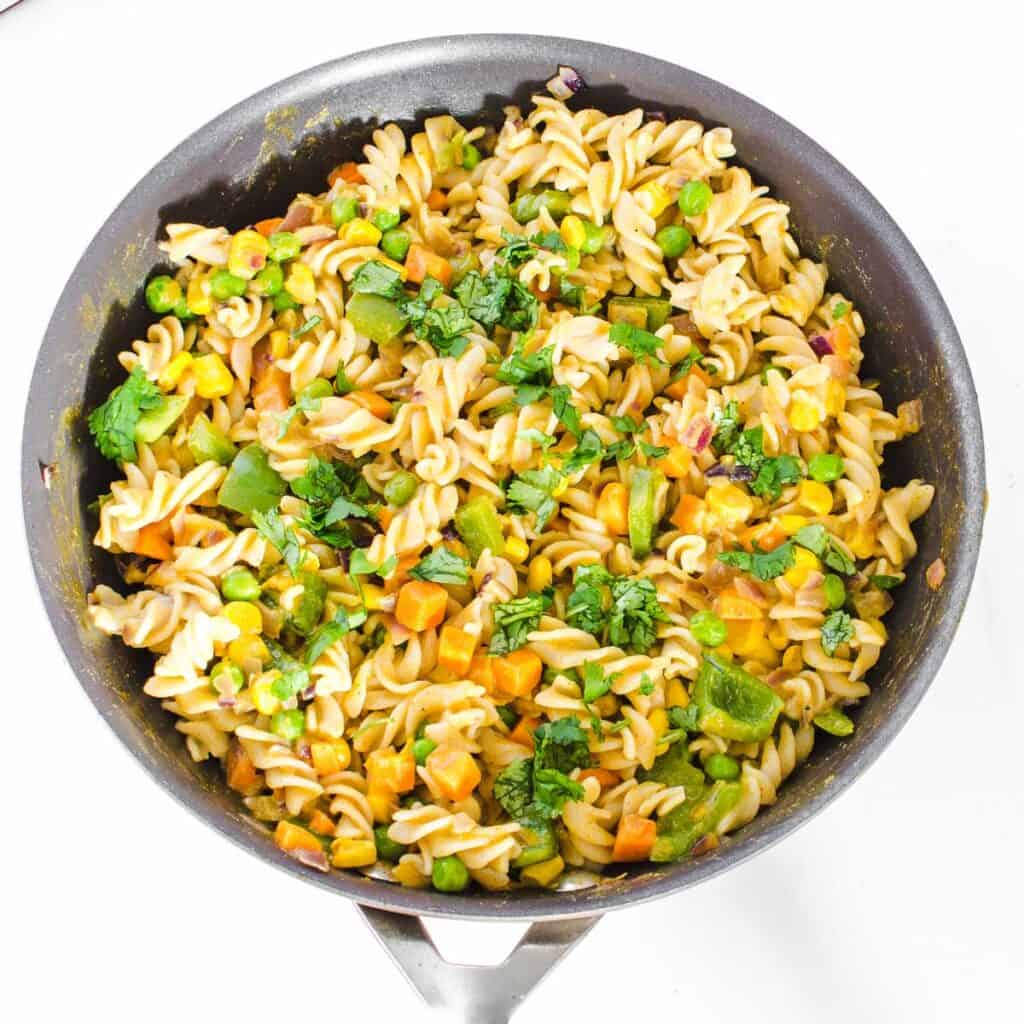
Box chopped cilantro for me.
[251,508,305,576]
[718,541,796,581]
[751,453,803,501]
[349,549,398,578]
[453,271,512,328]
[290,455,373,548]
[351,260,406,300]
[532,769,584,816]
[493,758,534,820]
[582,662,616,704]
[291,314,322,339]
[640,441,669,459]
[869,574,902,590]
[409,547,470,585]
[607,576,668,652]
[638,672,655,696]
[609,321,665,364]
[496,342,553,389]
[562,429,604,473]
[565,564,611,637]
[832,300,850,320]
[793,524,856,575]
[711,400,742,455]
[517,429,556,451]
[490,591,552,656]
[821,609,854,655]
[265,639,310,700]
[88,366,163,463]
[277,386,326,440]
[506,466,563,530]
[533,716,591,775]
[550,384,582,437]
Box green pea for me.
[221,568,261,602]
[145,275,182,314]
[172,295,194,320]
[372,208,401,232]
[690,610,728,648]
[209,269,248,301]
[374,825,407,863]
[412,737,437,766]
[823,574,847,610]
[808,452,845,483]
[462,142,481,170]
[537,189,571,221]
[299,379,334,403]
[678,180,713,217]
[580,220,606,254]
[384,470,419,507]
[432,854,470,893]
[273,291,299,312]
[210,660,244,696]
[704,753,741,781]
[268,231,301,262]
[813,707,855,737]
[331,196,359,227]
[655,224,693,259]
[510,192,541,224]
[253,262,284,296]
[270,708,306,741]
[380,228,411,262]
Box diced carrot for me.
[253,365,290,414]
[255,217,283,237]
[425,189,448,211]
[134,521,172,561]
[611,814,657,862]
[739,522,787,553]
[384,554,420,594]
[665,364,712,399]
[670,493,705,533]
[828,323,853,359]
[274,820,322,855]
[426,747,482,802]
[328,161,364,186]
[377,506,395,531]
[658,445,692,479]
[716,588,765,621]
[307,809,336,836]
[348,389,392,419]
[439,625,478,676]
[467,654,496,692]
[226,740,261,795]
[310,740,350,776]
[395,580,448,632]
[508,715,538,749]
[405,243,453,287]
[366,747,417,794]
[578,768,620,788]
[491,649,543,697]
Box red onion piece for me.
[217,694,236,709]
[705,463,754,482]
[286,846,329,873]
[926,558,946,590]
[809,334,834,358]
[898,399,924,434]
[646,110,667,122]
[277,201,314,233]
[682,414,712,453]
[733,576,768,607]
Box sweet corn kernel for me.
[866,618,888,643]
[310,740,352,775]
[158,351,193,390]
[666,679,689,708]
[781,645,803,673]
[368,787,395,824]
[223,601,262,635]
[706,483,754,526]
[340,218,383,247]
[560,215,587,250]
[767,622,790,650]
[228,635,269,666]
[361,584,387,611]
[648,708,669,741]
[526,556,553,592]
[783,546,822,588]
[392,860,430,888]
[551,476,569,497]
[521,855,566,887]
[228,229,270,280]
[635,181,675,218]
[825,379,846,417]
[276,308,300,333]
[250,675,281,716]
[193,353,234,399]
[186,274,212,316]
[776,514,809,536]
[788,398,822,432]
[269,329,291,360]
[799,480,834,516]
[748,637,781,667]
[848,522,878,558]
[330,838,377,868]
[725,618,767,656]
[504,536,529,564]
[284,263,317,306]
[594,694,619,718]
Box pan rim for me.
[21,33,986,921]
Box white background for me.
[2,2,1021,1021]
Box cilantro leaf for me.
[277,386,326,440]
[565,564,611,636]
[497,230,536,268]
[832,300,850,320]
[453,271,512,328]
[517,429,556,451]
[496,344,553,388]
[751,454,803,501]
[417,303,473,357]
[610,415,646,435]
[409,547,470,585]
[582,661,615,704]
[711,400,742,455]
[638,672,655,696]
[606,576,668,653]
[869,574,902,590]
[717,541,796,581]
[670,347,711,382]
[550,385,582,437]
[821,609,854,655]
[290,456,372,547]
[305,605,368,666]
[533,716,591,775]
[251,508,305,576]
[532,769,584,817]
[609,322,665,364]
[351,259,405,299]
[506,466,563,530]
[562,429,604,473]
[88,366,163,463]
[490,591,552,655]
[349,549,398,578]
[640,442,669,459]
[793,525,856,575]
[493,758,535,821]
[265,639,310,700]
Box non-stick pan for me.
[21,35,985,1021]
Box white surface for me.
[2,2,1021,1021]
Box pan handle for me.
[358,905,600,1023]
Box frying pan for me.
[21,35,985,1022]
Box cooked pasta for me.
[85,67,933,893]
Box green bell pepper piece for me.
[286,571,327,636]
[187,413,237,466]
[511,816,558,869]
[650,780,742,862]
[693,653,784,743]
[511,189,571,224]
[813,707,855,737]
[455,495,505,562]
[135,395,189,444]
[217,444,286,516]
[345,292,409,345]
[628,467,661,558]
[607,296,672,331]
[638,740,705,797]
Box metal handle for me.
[358,905,600,1023]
